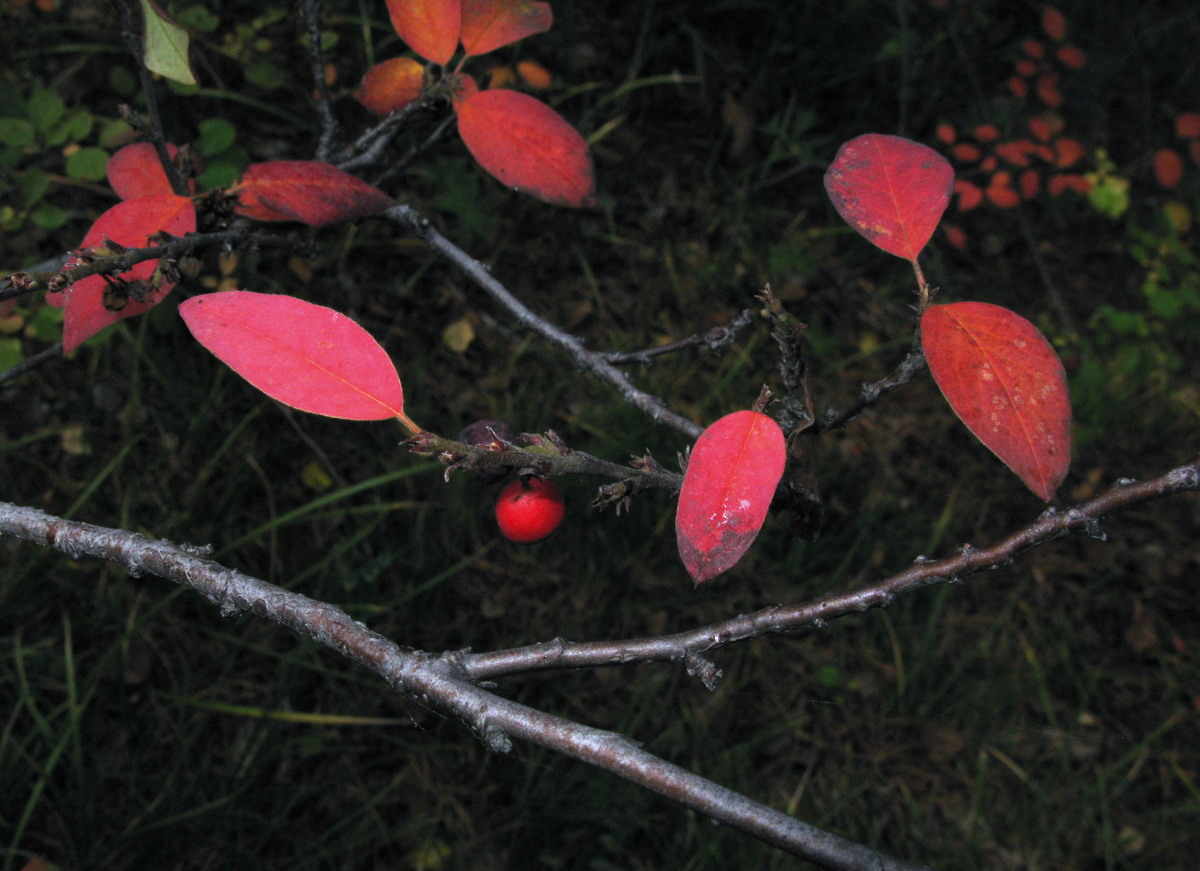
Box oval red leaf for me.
[357,57,425,115]
[179,291,405,421]
[824,133,954,261]
[455,89,595,207]
[386,0,460,66]
[233,161,395,227]
[675,410,786,585]
[921,302,1071,501]
[460,0,552,58]
[107,142,186,199]
[51,194,196,353]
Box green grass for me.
[3,1,1200,869]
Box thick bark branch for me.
[0,500,926,870]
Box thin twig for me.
[387,204,705,441]
[462,456,1200,682]
[818,331,927,432]
[599,308,754,365]
[115,0,188,197]
[296,0,340,162]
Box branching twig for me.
[387,204,705,441]
[461,457,1200,682]
[0,500,929,871]
[818,332,927,432]
[599,308,755,365]
[2,230,317,302]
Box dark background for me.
[2,1,1198,868]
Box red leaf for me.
[51,194,196,353]
[1152,148,1184,190]
[178,291,405,421]
[1053,137,1086,169]
[107,142,186,199]
[460,0,552,58]
[233,161,395,227]
[1056,45,1086,70]
[1042,6,1067,41]
[357,57,425,114]
[675,410,786,585]
[823,133,954,261]
[386,0,460,66]
[1176,112,1200,140]
[455,89,595,207]
[921,302,1071,501]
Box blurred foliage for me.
[2,1,1199,870]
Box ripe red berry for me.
[494,477,565,543]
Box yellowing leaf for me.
[140,0,197,85]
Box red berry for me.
[494,477,564,543]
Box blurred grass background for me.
[2,0,1199,868]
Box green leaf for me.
[140,0,197,86]
[65,146,110,181]
[196,117,236,156]
[28,88,66,133]
[0,118,36,148]
[32,202,69,229]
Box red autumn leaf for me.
[995,139,1034,167]
[1042,6,1067,41]
[1028,117,1053,142]
[935,123,957,145]
[454,88,595,207]
[1176,112,1200,140]
[460,0,552,58]
[1053,137,1086,168]
[1014,58,1039,78]
[1021,39,1045,59]
[823,133,954,261]
[921,302,1071,501]
[1056,45,1086,70]
[51,194,196,353]
[233,161,395,227]
[985,173,1020,208]
[1019,168,1041,199]
[1152,148,1185,190]
[1008,76,1029,98]
[107,142,187,199]
[357,57,425,114]
[675,410,786,585]
[972,124,1001,143]
[386,0,460,66]
[951,142,982,163]
[1048,173,1090,196]
[942,224,967,250]
[179,291,405,421]
[954,179,983,211]
[1036,73,1063,108]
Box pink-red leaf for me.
[386,0,460,66]
[460,0,552,58]
[675,410,786,585]
[233,161,396,227]
[356,57,425,115]
[50,194,196,353]
[107,142,187,199]
[921,302,1071,501]
[455,89,595,207]
[178,291,405,421]
[824,133,954,261]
